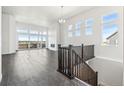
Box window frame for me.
[67,24,73,37]
[67,20,82,37]
[17,24,48,49]
[85,18,94,36]
[74,22,81,37]
[101,12,119,46]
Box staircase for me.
[57,44,98,86]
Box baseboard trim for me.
[2,51,16,55]
[98,81,109,86]
[96,56,122,63]
[74,77,91,86]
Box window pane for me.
[29,30,39,41]
[17,28,29,49]
[18,34,29,41]
[75,20,82,29]
[103,12,118,23]
[42,36,47,41]
[102,24,118,45]
[85,27,92,35]
[68,25,73,31]
[17,29,28,33]
[74,30,80,36]
[39,35,42,41]
[30,31,38,35]
[85,18,93,27]
[17,23,47,49]
[30,34,38,41]
[75,24,80,29]
[68,32,73,37]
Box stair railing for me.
[57,44,98,86]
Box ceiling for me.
[2,6,95,27]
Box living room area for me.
[0,6,124,86]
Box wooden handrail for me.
[57,44,98,86]
[71,49,96,74]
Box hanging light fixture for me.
[58,6,66,23]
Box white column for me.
[0,6,2,82]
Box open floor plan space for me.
[0,6,123,86]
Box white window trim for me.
[101,12,119,46]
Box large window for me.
[40,31,47,48]
[68,25,73,37]
[85,18,93,35]
[29,30,39,48]
[18,30,29,41]
[17,23,47,50]
[102,12,119,46]
[17,28,29,49]
[68,21,82,37]
[74,21,82,36]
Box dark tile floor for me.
[0,49,85,86]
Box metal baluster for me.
[72,51,73,75]
[77,56,79,77]
[65,49,67,74]
[62,48,64,72]
[76,54,78,77]
[63,49,65,73]
[58,44,61,71]
[79,58,81,78]
[75,54,76,76]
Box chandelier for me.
[58,6,66,23]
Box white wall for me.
[2,14,16,54]
[61,6,123,85]
[0,7,2,83]
[123,6,124,86]
[62,6,123,62]
[2,14,9,54]
[88,58,123,85]
[48,22,59,51]
[9,15,16,53]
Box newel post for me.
[95,71,98,86]
[93,45,95,58]
[68,44,74,79]
[81,44,84,59]
[57,44,61,71]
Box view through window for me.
[17,23,47,50]
[85,18,93,35]
[102,12,119,46]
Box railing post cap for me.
[69,44,72,46]
[58,44,61,46]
